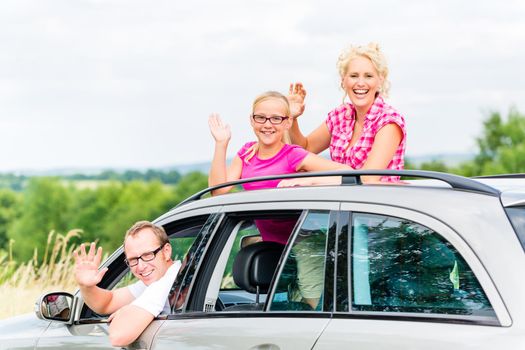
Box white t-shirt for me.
[127,261,181,316]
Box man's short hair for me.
[124,221,169,247]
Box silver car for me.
[2,170,525,349]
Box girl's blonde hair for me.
[336,42,390,99]
[242,91,291,163]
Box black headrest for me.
[232,241,285,294]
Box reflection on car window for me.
[350,213,495,317]
[170,213,220,312]
[112,271,138,290]
[270,211,330,312]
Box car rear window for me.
[505,207,525,251]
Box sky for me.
[0,0,524,172]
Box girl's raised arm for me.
[208,113,242,195]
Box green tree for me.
[8,177,72,261]
[418,160,450,173]
[0,189,22,249]
[68,182,124,245]
[172,172,209,205]
[403,158,415,170]
[99,181,174,250]
[473,108,525,175]
[0,173,28,191]
[96,170,120,181]
[3,171,209,257]
[452,161,477,177]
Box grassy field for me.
[0,230,80,319]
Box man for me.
[73,221,181,347]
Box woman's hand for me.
[288,82,307,119]
[208,113,231,144]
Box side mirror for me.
[35,292,74,323]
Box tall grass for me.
[0,230,82,319]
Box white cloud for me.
[0,0,523,170]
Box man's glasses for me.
[252,114,289,125]
[125,245,165,267]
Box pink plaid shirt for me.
[325,96,406,182]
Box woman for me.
[288,43,406,183]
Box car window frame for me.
[165,201,340,320]
[185,209,304,313]
[77,211,220,321]
[337,202,511,327]
[266,209,339,313]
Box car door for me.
[314,203,514,349]
[152,202,339,350]
[34,212,219,350]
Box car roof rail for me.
[176,169,500,208]
[473,173,525,179]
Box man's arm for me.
[80,285,135,315]
[74,242,136,315]
[108,305,154,347]
[108,261,181,347]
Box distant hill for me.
[1,153,474,178]
[165,161,211,175]
[5,163,212,177]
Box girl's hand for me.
[208,113,231,144]
[278,176,343,187]
[277,178,313,187]
[288,82,307,119]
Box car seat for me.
[223,241,285,311]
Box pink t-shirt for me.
[237,142,309,190]
[237,141,309,244]
[325,95,406,182]
[254,218,297,245]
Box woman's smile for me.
[343,55,382,114]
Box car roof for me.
[474,177,525,192]
[159,170,525,222]
[180,170,502,205]
[474,177,525,207]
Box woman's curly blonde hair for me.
[336,42,390,98]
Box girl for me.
[209,93,345,308]
[208,91,350,196]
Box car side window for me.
[169,213,222,312]
[192,211,302,313]
[350,213,496,317]
[79,214,214,320]
[203,219,264,311]
[218,222,260,294]
[269,210,330,312]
